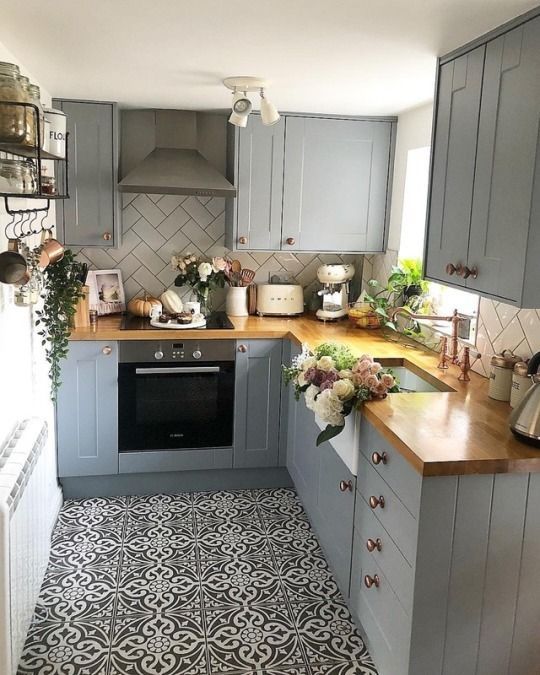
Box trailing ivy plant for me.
[35,250,84,400]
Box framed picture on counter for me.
[87,269,126,315]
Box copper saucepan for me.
[0,239,31,285]
[39,229,64,268]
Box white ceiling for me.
[1,0,538,115]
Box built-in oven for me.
[118,340,235,452]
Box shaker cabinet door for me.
[234,339,283,468]
[467,17,540,303]
[56,341,119,477]
[282,117,393,252]
[424,47,484,287]
[54,99,119,247]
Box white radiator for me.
[0,419,49,675]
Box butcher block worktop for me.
[69,314,540,477]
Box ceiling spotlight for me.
[259,89,280,126]
[228,89,252,127]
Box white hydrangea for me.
[292,344,313,370]
[313,389,345,427]
[332,378,355,401]
[304,384,319,412]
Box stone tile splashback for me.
[74,194,359,308]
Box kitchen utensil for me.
[509,352,540,446]
[511,361,533,409]
[256,283,304,316]
[39,230,64,267]
[488,350,522,401]
[0,239,31,285]
[226,286,248,316]
[241,268,255,286]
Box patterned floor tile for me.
[49,526,123,570]
[56,496,127,530]
[197,518,271,559]
[193,489,259,521]
[34,567,118,622]
[310,661,378,675]
[200,556,283,607]
[109,612,207,675]
[277,553,341,602]
[17,618,112,675]
[122,522,197,564]
[292,601,371,664]
[126,492,193,526]
[117,562,200,614]
[206,604,304,673]
[253,488,308,521]
[265,517,322,557]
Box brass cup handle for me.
[238,236,248,245]
[286,237,295,245]
[339,480,353,492]
[369,495,385,510]
[238,344,248,353]
[446,262,464,276]
[463,265,478,279]
[366,538,382,553]
[371,451,387,465]
[364,574,380,589]
[102,346,112,356]
[103,232,112,241]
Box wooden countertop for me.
[69,314,540,477]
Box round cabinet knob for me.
[238,236,248,245]
[103,232,112,241]
[192,350,202,360]
[102,346,112,356]
[463,265,478,279]
[364,574,380,589]
[371,451,387,466]
[339,480,353,492]
[446,263,457,276]
[369,495,385,510]
[238,344,248,353]
[154,350,164,360]
[286,237,295,245]
[366,538,382,553]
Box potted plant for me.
[397,258,429,302]
[355,270,406,329]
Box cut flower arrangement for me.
[172,253,228,310]
[283,343,399,445]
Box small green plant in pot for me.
[397,258,429,303]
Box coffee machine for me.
[316,263,355,321]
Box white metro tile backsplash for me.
[75,194,358,307]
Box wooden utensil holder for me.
[72,285,90,328]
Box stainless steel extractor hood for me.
[119,109,236,198]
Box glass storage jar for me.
[18,77,43,148]
[0,158,37,194]
[0,62,26,144]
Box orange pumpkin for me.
[127,294,160,317]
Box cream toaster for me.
[256,284,304,316]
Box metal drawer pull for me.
[102,346,112,356]
[369,495,385,509]
[463,265,478,279]
[238,344,248,353]
[339,480,353,492]
[238,236,247,245]
[366,538,382,553]
[135,366,220,375]
[286,237,295,245]
[371,451,387,465]
[103,232,112,241]
[364,574,380,589]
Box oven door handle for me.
[135,366,221,375]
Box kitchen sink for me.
[377,359,455,393]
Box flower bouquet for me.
[283,342,399,446]
[172,253,228,313]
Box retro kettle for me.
[509,352,540,447]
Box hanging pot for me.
[0,239,31,285]
[39,229,64,268]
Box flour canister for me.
[489,351,521,401]
[510,361,533,408]
[44,107,67,158]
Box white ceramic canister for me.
[488,351,521,402]
[226,286,248,317]
[510,361,533,408]
[44,107,67,158]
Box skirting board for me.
[60,467,294,499]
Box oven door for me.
[118,361,235,451]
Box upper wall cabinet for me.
[53,99,120,248]
[425,12,540,307]
[226,114,396,253]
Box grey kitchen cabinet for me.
[53,99,119,248]
[425,10,540,307]
[226,113,396,253]
[234,339,283,468]
[56,341,119,477]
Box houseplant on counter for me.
[172,253,227,314]
[283,342,399,445]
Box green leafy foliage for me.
[35,250,84,401]
[313,343,357,371]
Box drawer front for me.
[354,496,414,613]
[350,528,411,675]
[357,454,418,565]
[360,418,422,517]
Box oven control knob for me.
[192,349,202,360]
[154,350,164,360]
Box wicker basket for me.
[347,302,383,329]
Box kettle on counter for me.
[509,352,540,447]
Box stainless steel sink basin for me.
[377,358,455,393]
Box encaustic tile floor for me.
[17,488,377,675]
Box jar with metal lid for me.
[489,350,522,401]
[0,61,26,143]
[0,158,37,194]
[19,78,43,148]
[510,361,533,409]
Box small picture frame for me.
[87,269,126,315]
